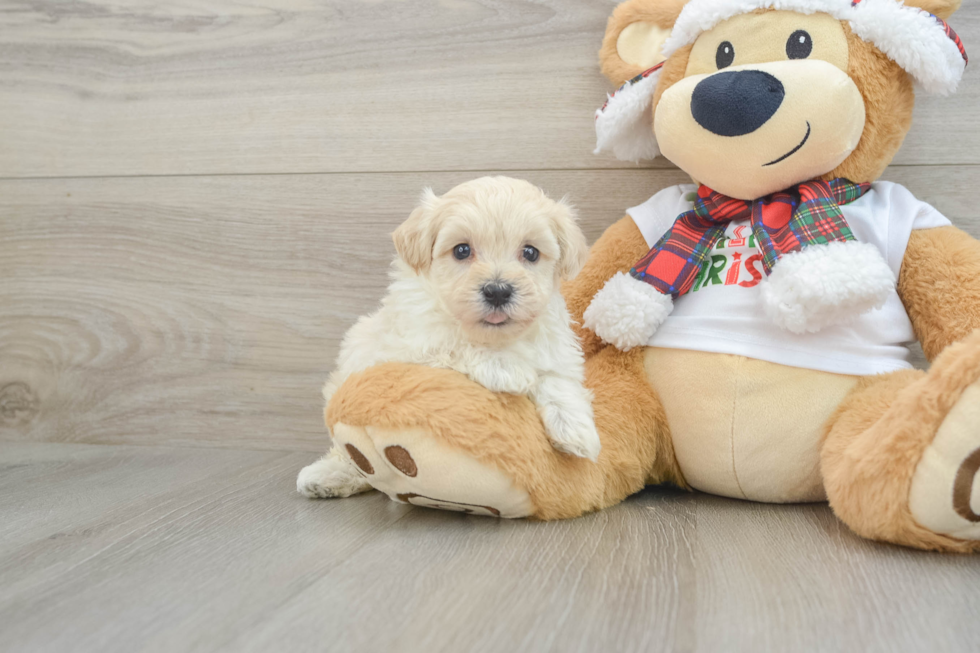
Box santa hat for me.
[595,0,969,162]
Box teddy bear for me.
[317,0,980,553]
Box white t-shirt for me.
[626,182,951,376]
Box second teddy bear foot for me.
[823,329,980,552]
[909,377,980,542]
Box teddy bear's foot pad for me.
[909,381,980,541]
[331,422,534,518]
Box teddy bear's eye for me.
[786,30,813,60]
[715,41,735,69]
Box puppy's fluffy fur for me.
[298,176,600,499]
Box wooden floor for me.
[3,441,980,653]
[2,1,979,651]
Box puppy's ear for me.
[551,199,589,280]
[600,0,686,85]
[393,188,440,273]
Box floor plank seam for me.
[0,439,320,456]
[0,162,973,183]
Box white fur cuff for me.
[583,272,674,351]
[760,241,895,334]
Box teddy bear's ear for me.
[600,0,687,86]
[595,0,688,162]
[902,0,962,20]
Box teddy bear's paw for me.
[540,402,601,462]
[908,378,980,542]
[583,272,673,351]
[761,241,895,334]
[329,422,535,518]
[296,452,373,499]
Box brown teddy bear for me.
[318,0,980,553]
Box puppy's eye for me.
[522,245,540,263]
[452,243,471,260]
[715,41,735,69]
[786,30,812,60]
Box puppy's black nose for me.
[481,282,513,308]
[691,70,785,137]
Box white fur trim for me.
[583,272,674,350]
[847,0,965,95]
[662,0,966,95]
[760,240,895,334]
[594,67,662,162]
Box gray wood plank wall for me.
[3,4,980,652]
[1,0,978,454]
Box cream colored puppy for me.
[297,176,600,499]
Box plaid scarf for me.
[631,179,871,298]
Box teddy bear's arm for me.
[563,215,650,356]
[898,225,980,361]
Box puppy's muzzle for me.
[481,282,514,308]
[691,70,785,137]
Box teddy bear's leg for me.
[325,347,682,520]
[821,330,980,552]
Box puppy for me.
[297,176,600,499]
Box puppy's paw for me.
[470,357,538,395]
[296,455,372,499]
[541,404,601,462]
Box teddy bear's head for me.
[595,0,967,200]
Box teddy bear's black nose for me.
[691,70,785,137]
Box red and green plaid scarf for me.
[631,178,871,297]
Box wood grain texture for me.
[0,0,977,178]
[0,168,676,451]
[0,442,413,652]
[2,167,976,450]
[2,442,979,653]
[2,2,979,651]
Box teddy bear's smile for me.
[763,121,811,167]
